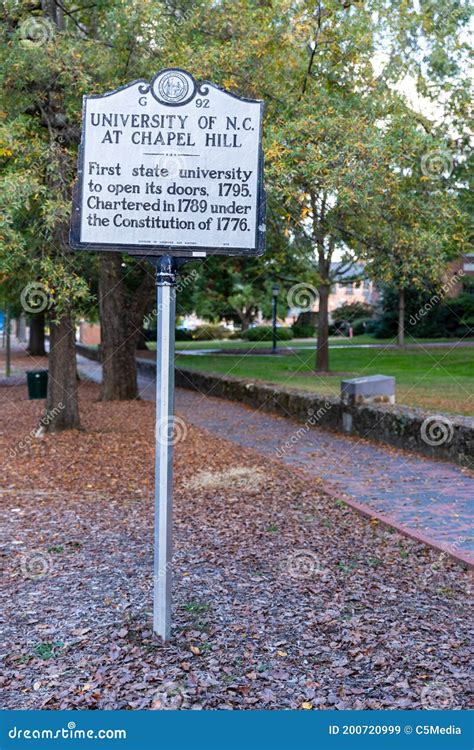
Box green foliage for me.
[291,322,316,338]
[175,328,193,341]
[371,287,474,339]
[0,0,472,352]
[244,326,293,342]
[191,324,230,341]
[333,302,374,323]
[350,318,373,336]
[32,641,64,660]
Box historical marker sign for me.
[71,69,265,643]
[71,68,265,257]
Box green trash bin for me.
[26,370,48,399]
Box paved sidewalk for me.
[175,340,474,356]
[76,354,474,566]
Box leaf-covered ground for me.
[0,383,472,710]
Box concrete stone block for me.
[341,375,395,406]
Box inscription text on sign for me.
[70,68,265,258]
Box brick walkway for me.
[76,354,474,566]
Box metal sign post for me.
[70,68,265,642]
[152,255,177,641]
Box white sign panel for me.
[71,69,265,257]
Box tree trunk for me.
[45,309,81,432]
[315,284,330,372]
[135,327,148,351]
[397,287,405,347]
[27,311,46,356]
[16,315,27,342]
[5,310,11,377]
[237,309,254,332]
[99,253,139,401]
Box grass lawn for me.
[174,342,474,417]
[146,334,471,352]
[172,334,379,350]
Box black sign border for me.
[70,69,265,259]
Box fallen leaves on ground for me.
[0,382,472,710]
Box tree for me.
[0,3,99,429]
[99,254,155,401]
[359,102,469,346]
[190,202,308,330]
[263,0,471,368]
[1,0,471,398]
[0,1,181,418]
[27,312,46,356]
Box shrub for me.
[175,328,193,341]
[292,322,316,338]
[244,326,293,341]
[350,317,373,336]
[329,321,350,336]
[191,324,230,341]
[333,301,374,323]
[370,288,474,339]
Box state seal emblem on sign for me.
[151,70,194,105]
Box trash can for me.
[26,370,48,400]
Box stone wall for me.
[173,366,474,468]
[76,344,473,468]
